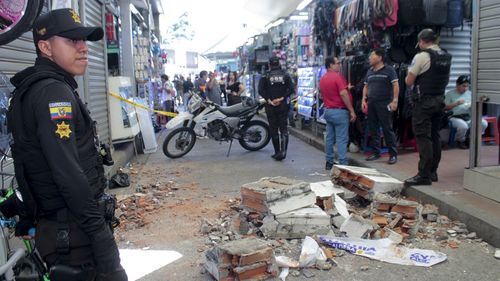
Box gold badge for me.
[70,9,81,24]
[37,28,47,36]
[55,121,72,139]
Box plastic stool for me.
[482,116,499,145]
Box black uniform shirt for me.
[258,69,295,103]
[10,57,105,234]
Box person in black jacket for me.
[7,9,127,281]
[258,57,295,161]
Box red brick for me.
[238,247,273,266]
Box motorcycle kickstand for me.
[226,139,233,158]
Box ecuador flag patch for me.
[49,102,72,120]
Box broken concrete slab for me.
[331,165,404,200]
[495,249,500,260]
[340,214,378,238]
[205,238,278,281]
[333,194,350,219]
[261,205,332,239]
[241,177,316,215]
[310,180,345,198]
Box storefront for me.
[465,0,500,202]
[81,0,112,145]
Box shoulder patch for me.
[55,121,72,139]
[49,102,72,120]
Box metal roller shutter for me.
[83,0,111,145]
[440,23,473,92]
[0,34,36,77]
[476,0,500,105]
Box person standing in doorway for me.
[258,57,295,161]
[404,29,452,186]
[226,71,245,106]
[319,57,357,170]
[362,48,399,165]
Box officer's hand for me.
[389,100,398,111]
[15,217,35,238]
[457,99,465,105]
[349,111,357,122]
[362,100,368,114]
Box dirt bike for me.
[163,93,271,158]
[0,0,45,46]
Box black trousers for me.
[36,218,96,280]
[412,95,445,178]
[265,103,289,139]
[367,101,398,156]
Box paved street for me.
[112,132,500,281]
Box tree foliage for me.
[163,12,195,45]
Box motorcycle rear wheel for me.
[0,0,44,46]
[163,127,196,158]
[238,120,270,151]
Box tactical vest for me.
[7,71,105,218]
[416,48,452,96]
[266,69,289,101]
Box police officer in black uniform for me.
[258,57,295,161]
[404,29,452,186]
[7,9,127,281]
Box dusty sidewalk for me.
[110,132,500,281]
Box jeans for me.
[324,108,350,165]
[412,96,445,178]
[449,117,488,142]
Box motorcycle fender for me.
[165,112,193,129]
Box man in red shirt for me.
[319,57,356,170]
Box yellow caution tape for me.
[109,92,178,117]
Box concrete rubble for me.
[239,177,332,239]
[240,177,316,215]
[200,173,489,278]
[204,238,278,281]
[331,165,403,200]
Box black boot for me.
[271,137,280,159]
[275,134,288,161]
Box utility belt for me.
[411,86,444,103]
[49,193,119,255]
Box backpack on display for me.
[398,0,425,26]
[423,0,448,26]
[463,0,473,21]
[446,0,464,28]
[373,0,399,28]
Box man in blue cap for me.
[8,8,127,280]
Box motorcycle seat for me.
[217,103,248,117]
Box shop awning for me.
[201,0,304,54]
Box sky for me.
[159,0,303,54]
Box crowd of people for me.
[157,69,248,115]
[318,28,487,188]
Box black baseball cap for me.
[269,56,280,66]
[417,28,437,42]
[33,8,104,45]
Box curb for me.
[289,127,500,247]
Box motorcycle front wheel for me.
[0,0,44,46]
[162,127,196,158]
[238,120,270,151]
